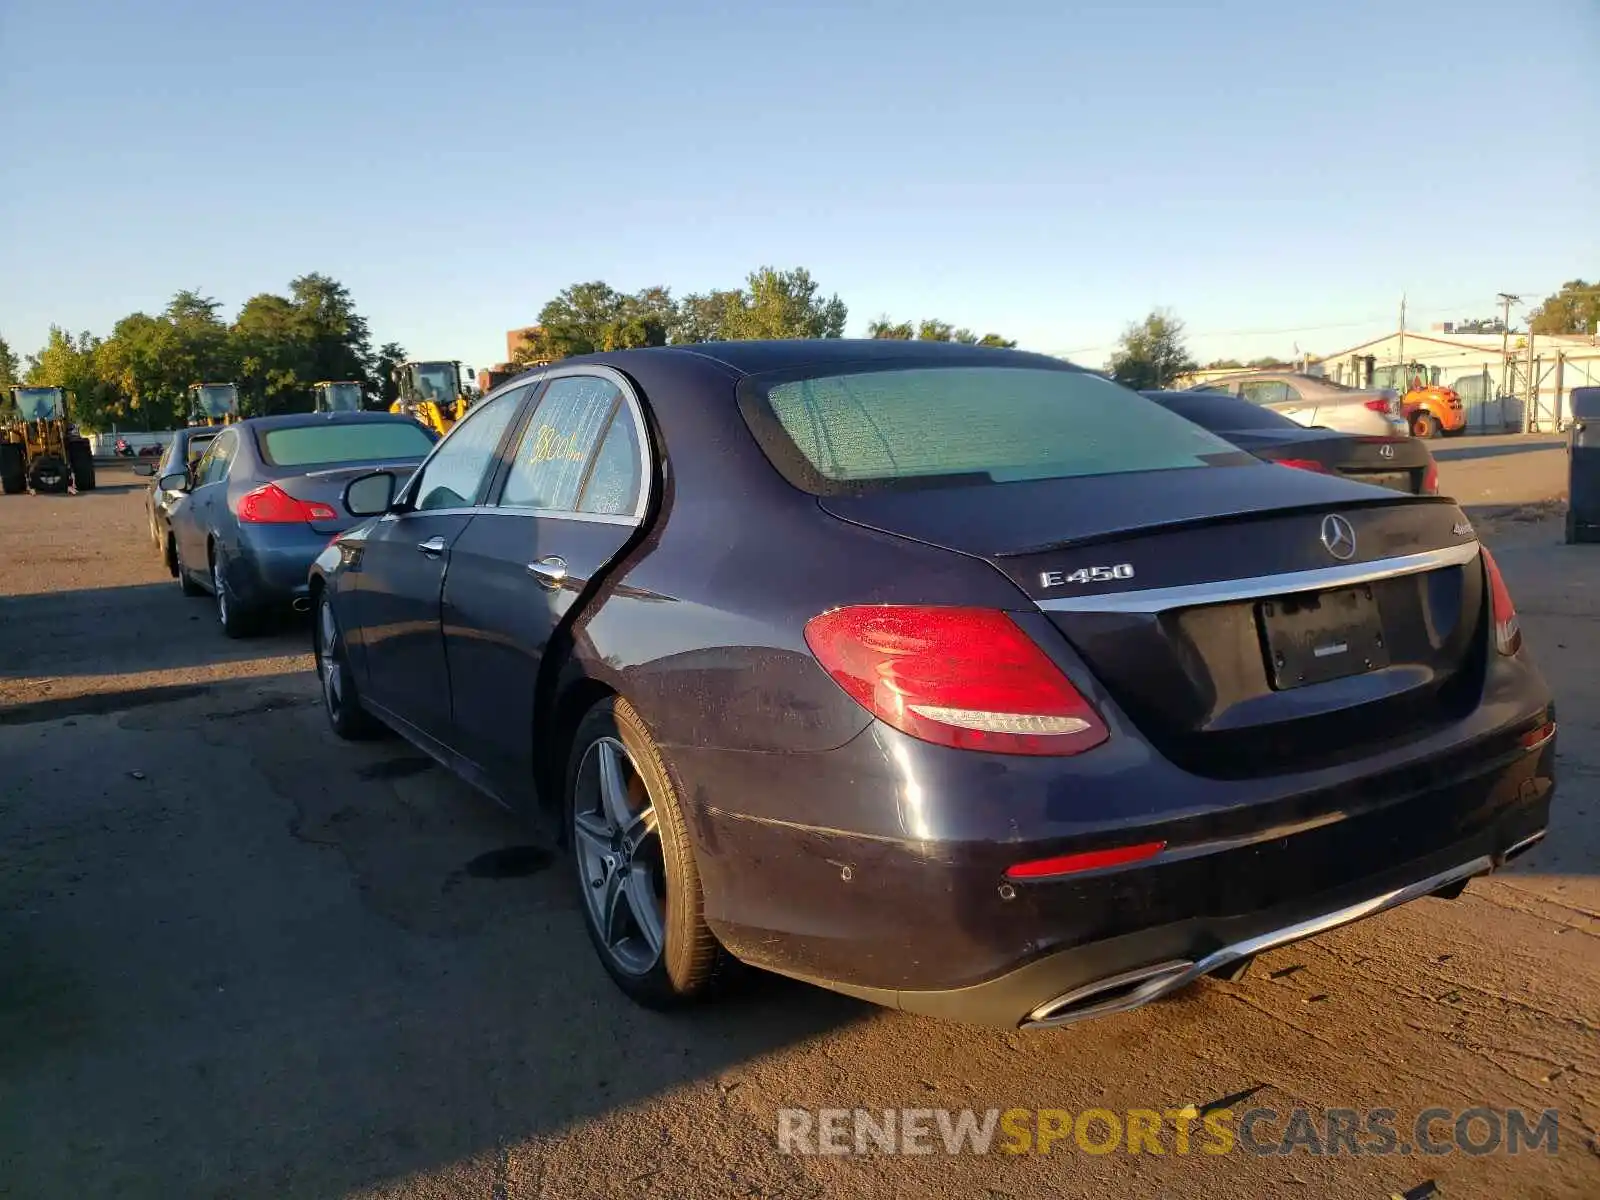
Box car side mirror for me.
[133,462,157,477]
[344,470,398,516]
[158,471,189,492]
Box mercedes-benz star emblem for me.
[1378,443,1395,459]
[1321,514,1357,561]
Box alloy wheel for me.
[318,600,343,718]
[573,736,665,976]
[213,557,230,626]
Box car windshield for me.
[259,421,435,467]
[14,388,65,420]
[195,384,238,416]
[743,366,1247,494]
[322,383,363,411]
[410,363,458,400]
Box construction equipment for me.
[313,381,366,413]
[188,382,240,426]
[389,360,473,436]
[2,386,96,494]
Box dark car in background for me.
[164,411,435,636]
[308,341,1554,1029]
[1145,388,1440,496]
[135,426,220,571]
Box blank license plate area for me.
[1348,470,1413,493]
[1259,586,1390,689]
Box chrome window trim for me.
[1036,540,1481,614]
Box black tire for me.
[164,528,183,579]
[0,443,24,495]
[566,696,727,1007]
[315,593,381,739]
[1411,411,1441,439]
[174,534,205,595]
[29,454,70,494]
[68,442,96,491]
[209,545,257,638]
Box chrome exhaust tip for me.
[291,596,311,613]
[1498,829,1546,866]
[1025,960,1196,1028]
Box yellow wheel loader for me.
[1,386,96,495]
[187,382,240,426]
[389,360,473,436]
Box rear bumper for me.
[682,699,1555,1027]
[225,526,334,608]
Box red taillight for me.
[1480,546,1521,655]
[1364,397,1396,415]
[1421,460,1439,495]
[1005,841,1166,880]
[237,483,338,524]
[1274,457,1332,474]
[803,605,1109,756]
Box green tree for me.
[721,267,847,340]
[524,281,676,362]
[233,292,305,414]
[374,341,407,405]
[289,273,373,389]
[1246,356,1285,369]
[96,312,180,428]
[0,334,18,419]
[25,326,116,430]
[1108,310,1196,390]
[1529,280,1600,336]
[868,316,914,339]
[975,332,1017,348]
[672,290,741,344]
[1203,358,1244,370]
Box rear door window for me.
[740,365,1244,495]
[499,376,624,511]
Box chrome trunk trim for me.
[1037,540,1481,614]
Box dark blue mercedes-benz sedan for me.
[308,340,1555,1028]
[164,411,436,636]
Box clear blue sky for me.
[2,0,1595,372]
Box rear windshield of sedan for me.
[258,422,435,467]
[742,366,1248,494]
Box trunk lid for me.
[271,459,423,535]
[820,464,1486,777]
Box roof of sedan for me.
[557,339,1072,377]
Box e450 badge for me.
[1040,564,1135,588]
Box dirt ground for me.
[1,446,1595,1199]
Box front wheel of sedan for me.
[316,594,380,739]
[567,697,727,1007]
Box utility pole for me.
[1496,292,1520,399]
[1397,294,1407,388]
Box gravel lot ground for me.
[1,445,1595,1200]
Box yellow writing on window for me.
[530,425,588,464]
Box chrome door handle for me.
[526,556,568,589]
[417,536,447,557]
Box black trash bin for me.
[1569,386,1600,544]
